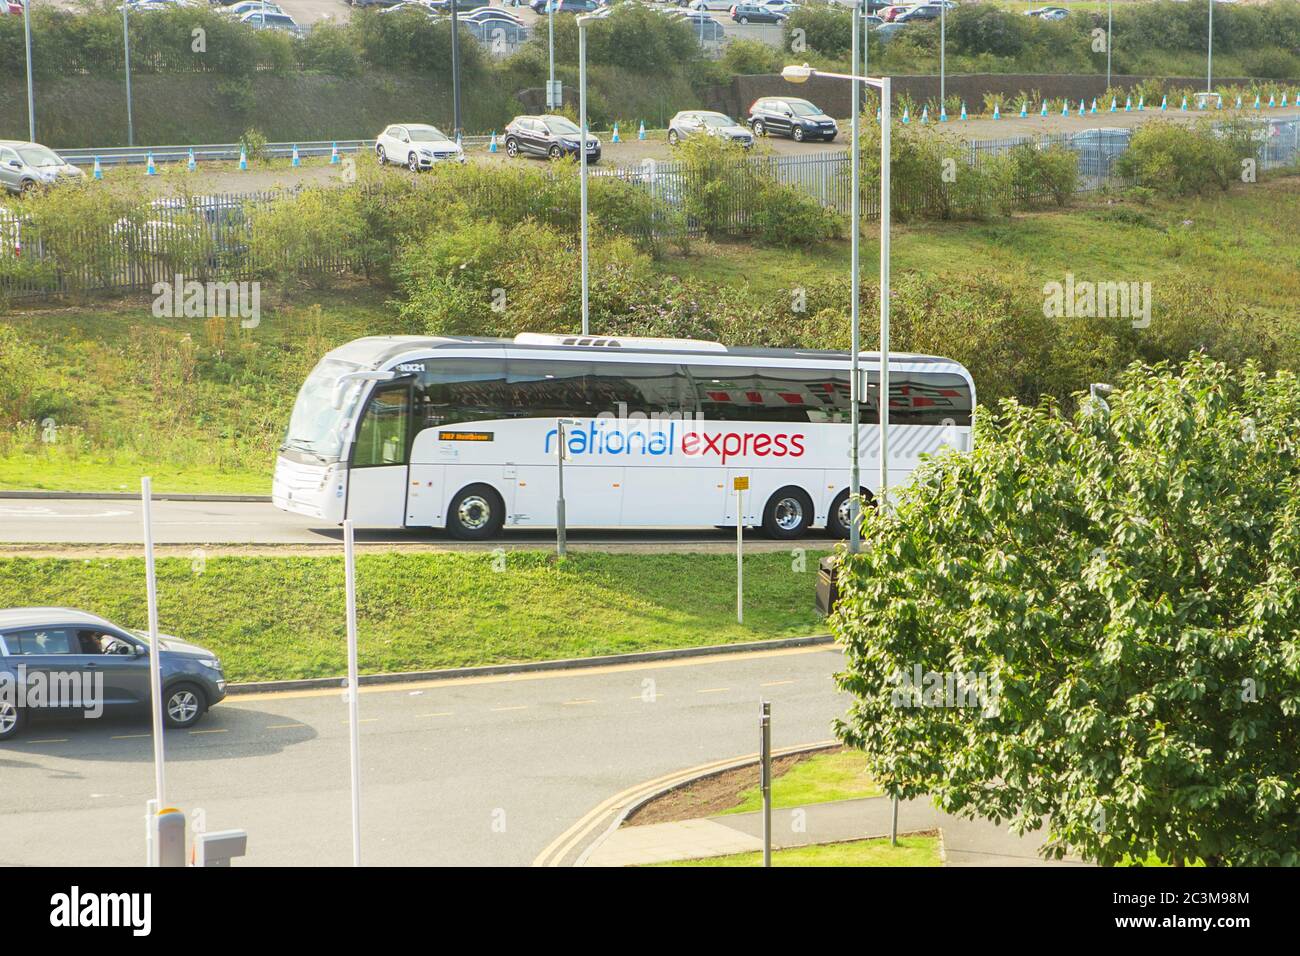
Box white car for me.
[221,1,285,17]
[375,123,466,171]
[238,9,304,33]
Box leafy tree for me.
[833,356,1300,866]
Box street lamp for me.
[577,13,596,336]
[1206,0,1214,97]
[784,14,893,552]
[22,0,34,141]
[940,1,945,113]
[548,0,558,110]
[1106,0,1113,90]
[451,1,463,138]
[123,2,135,147]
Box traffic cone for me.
[488,132,498,153]
[638,121,646,141]
[901,106,910,124]
[611,122,620,143]
[1125,96,1132,112]
[960,102,967,120]
[1160,95,1167,111]
[145,152,157,176]
[1282,92,1289,108]
[939,106,947,122]
[292,144,301,167]
[993,103,1001,120]
[187,148,196,172]
[1269,93,1276,107]
[1089,99,1097,114]
[1180,96,1188,111]
[1062,101,1070,117]
[330,142,340,164]
[1040,101,1048,117]
[239,149,248,171]
[1019,102,1027,119]
[1110,97,1117,113]
[1138,96,1145,111]
[93,157,103,180]
[1254,93,1261,109]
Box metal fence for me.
[5,118,1300,300]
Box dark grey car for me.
[0,607,227,740]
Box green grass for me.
[723,749,881,815]
[655,835,940,867]
[0,551,828,683]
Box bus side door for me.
[345,381,412,529]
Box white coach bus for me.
[272,334,975,540]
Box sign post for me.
[140,479,166,832]
[556,418,569,559]
[760,700,772,867]
[343,518,362,867]
[734,475,748,624]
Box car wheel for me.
[447,484,505,541]
[505,137,520,158]
[19,180,38,196]
[162,683,206,730]
[376,145,387,165]
[668,129,680,146]
[752,120,765,136]
[827,487,872,539]
[740,15,749,23]
[407,153,419,173]
[763,487,813,540]
[0,699,23,741]
[792,125,805,142]
[549,144,563,160]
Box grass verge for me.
[722,748,881,815]
[653,835,940,867]
[0,551,828,682]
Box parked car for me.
[674,11,725,39]
[668,110,755,147]
[462,5,523,22]
[747,97,837,142]
[3,1,23,14]
[0,608,228,740]
[688,0,733,9]
[552,0,602,11]
[238,9,304,33]
[878,4,908,20]
[220,1,285,16]
[1023,5,1067,18]
[0,141,84,196]
[375,123,465,170]
[378,0,439,12]
[465,17,527,45]
[894,3,942,21]
[761,0,800,14]
[350,0,405,7]
[503,115,601,162]
[729,2,784,23]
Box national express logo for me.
[543,420,806,465]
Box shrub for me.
[1114,121,1251,197]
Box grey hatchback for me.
[0,141,85,195]
[0,607,227,740]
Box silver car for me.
[0,141,85,196]
[668,110,755,148]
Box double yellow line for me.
[532,739,838,867]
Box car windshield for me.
[283,358,364,460]
[17,146,62,168]
[699,113,735,128]
[545,118,581,135]
[789,102,822,117]
[408,127,449,143]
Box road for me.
[0,497,815,552]
[0,643,847,866]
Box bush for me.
[0,324,44,426]
[720,39,784,76]
[1114,121,1251,197]
[1006,142,1079,207]
[749,181,843,247]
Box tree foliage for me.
[833,356,1300,866]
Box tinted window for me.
[506,360,598,418]
[689,365,867,423]
[7,628,81,655]
[887,372,972,426]
[352,383,411,467]
[414,358,512,429]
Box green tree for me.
[833,356,1300,866]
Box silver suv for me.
[0,607,227,740]
[0,141,85,196]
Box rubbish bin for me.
[815,555,839,617]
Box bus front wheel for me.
[447,484,505,541]
[827,487,873,539]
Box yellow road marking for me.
[697,687,730,694]
[189,728,228,735]
[562,699,597,706]
[418,712,454,718]
[267,723,306,730]
[490,705,528,712]
[760,679,795,687]
[341,718,379,724]
[112,734,149,740]
[28,738,68,744]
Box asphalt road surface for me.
[0,497,817,552]
[0,643,847,866]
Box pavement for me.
[0,642,848,866]
[586,794,1092,867]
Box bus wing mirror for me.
[332,370,398,410]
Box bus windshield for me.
[282,358,364,461]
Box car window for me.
[17,146,60,168]
[545,118,581,135]
[0,147,18,165]
[7,628,81,655]
[789,101,820,116]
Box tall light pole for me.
[451,1,463,137]
[1206,0,1214,95]
[783,55,893,546]
[849,2,862,552]
[22,0,35,141]
[1106,0,1113,90]
[548,1,557,109]
[578,14,593,335]
[123,3,135,147]
[939,2,945,112]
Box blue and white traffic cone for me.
[488,132,498,153]
[1138,96,1145,111]
[292,145,301,168]
[901,106,910,124]
[1110,97,1117,113]
[1180,96,1188,111]
[330,142,340,164]
[638,121,646,141]
[187,148,196,172]
[1281,92,1289,108]
[1019,102,1027,118]
[1089,99,1097,114]
[93,157,103,180]
[1125,96,1132,112]
[145,152,157,176]
[1160,95,1167,111]
[1253,93,1261,109]
[1062,101,1070,117]
[993,103,1000,120]
[1040,101,1048,117]
[1269,93,1277,108]
[920,106,929,124]
[939,106,947,122]
[611,122,620,144]
[239,149,248,171]
[960,102,967,120]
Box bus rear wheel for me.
[763,487,813,540]
[447,484,505,541]
[827,487,872,539]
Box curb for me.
[227,633,836,695]
[575,740,840,868]
[0,491,271,502]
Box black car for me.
[894,3,943,21]
[747,97,838,142]
[730,3,784,23]
[503,115,601,162]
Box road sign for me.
[733,475,749,491]
[546,80,562,110]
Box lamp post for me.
[22,0,35,142]
[1206,0,1214,96]
[1106,0,1113,90]
[548,1,557,109]
[123,2,135,147]
[939,1,945,112]
[783,49,893,548]
[451,1,463,138]
[577,14,594,335]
